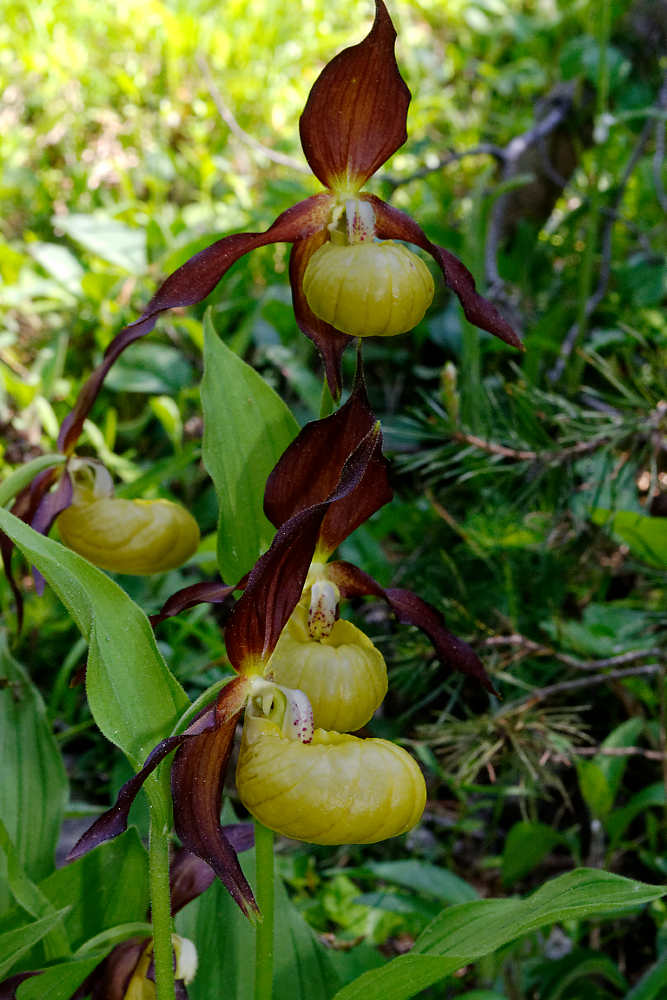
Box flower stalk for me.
[146,777,177,1000]
[254,822,276,1000]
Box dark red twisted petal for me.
[299,0,410,190]
[58,194,333,454]
[366,195,523,350]
[149,578,246,628]
[289,233,351,398]
[31,470,73,596]
[171,684,257,919]
[226,424,382,672]
[325,560,496,694]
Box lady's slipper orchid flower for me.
[236,685,425,844]
[53,0,521,420]
[263,365,496,695]
[55,460,200,575]
[66,426,392,917]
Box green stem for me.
[254,821,275,1000]
[146,780,176,1000]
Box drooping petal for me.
[226,423,383,673]
[367,195,523,351]
[66,732,192,862]
[149,579,243,628]
[264,360,392,555]
[299,0,411,191]
[171,685,257,919]
[58,195,333,455]
[325,560,496,693]
[31,470,74,595]
[289,234,352,397]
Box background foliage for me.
[1,0,665,997]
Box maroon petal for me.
[149,579,245,628]
[66,731,191,862]
[171,694,257,919]
[289,235,352,398]
[31,470,73,596]
[264,360,392,556]
[226,423,383,672]
[76,938,146,1000]
[367,195,523,350]
[299,0,411,191]
[58,195,333,455]
[325,561,496,693]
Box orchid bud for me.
[303,240,434,338]
[56,485,200,575]
[236,712,426,845]
[267,605,388,732]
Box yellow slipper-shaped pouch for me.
[267,604,387,732]
[236,712,426,845]
[57,488,200,575]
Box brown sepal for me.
[0,973,42,1000]
[367,195,523,351]
[289,233,351,398]
[264,360,392,556]
[171,681,257,919]
[325,560,497,694]
[299,0,411,190]
[150,578,245,628]
[58,195,332,454]
[227,423,383,672]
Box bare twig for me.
[382,144,504,193]
[549,75,667,383]
[195,52,309,174]
[481,633,665,673]
[511,663,661,706]
[450,430,609,464]
[567,745,667,761]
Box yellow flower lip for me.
[236,714,426,845]
[56,489,200,575]
[303,239,435,338]
[267,604,388,732]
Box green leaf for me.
[332,870,666,1000]
[0,636,68,913]
[0,509,189,767]
[104,342,194,395]
[51,213,146,273]
[606,783,667,846]
[0,910,70,979]
[16,955,106,1000]
[576,761,614,821]
[201,310,299,582]
[591,510,667,569]
[361,861,478,904]
[501,822,566,887]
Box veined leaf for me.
[333,869,666,1000]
